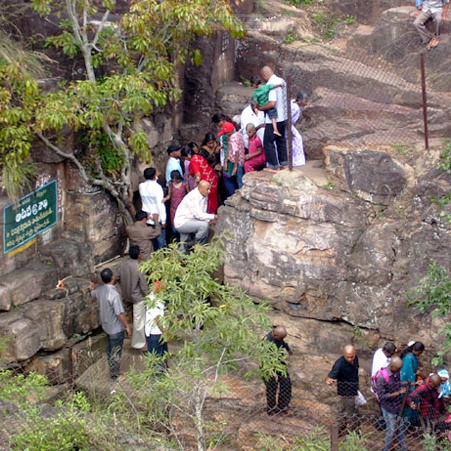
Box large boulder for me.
[216,142,451,344]
[0,260,57,312]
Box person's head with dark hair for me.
[382,342,396,357]
[100,268,114,284]
[135,210,147,222]
[400,341,425,359]
[170,170,182,182]
[211,112,231,127]
[144,167,157,180]
[188,142,199,153]
[412,341,425,355]
[201,133,217,148]
[167,144,182,158]
[250,75,263,87]
[129,245,140,260]
[198,148,210,160]
[181,145,195,160]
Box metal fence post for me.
[331,423,339,451]
[284,70,293,171]
[420,53,429,151]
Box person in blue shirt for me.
[400,341,425,426]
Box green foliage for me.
[1,0,245,218]
[407,261,451,365]
[437,139,451,173]
[124,236,287,451]
[421,433,451,451]
[392,143,413,156]
[284,27,299,44]
[81,129,125,175]
[313,13,338,40]
[430,192,451,209]
[0,370,48,406]
[255,428,369,450]
[344,15,356,25]
[285,0,315,6]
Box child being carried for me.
[251,75,285,137]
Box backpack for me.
[372,367,389,402]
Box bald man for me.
[174,181,217,252]
[326,345,360,435]
[258,66,288,171]
[375,356,408,451]
[408,373,445,434]
[263,326,293,415]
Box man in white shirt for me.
[174,180,217,252]
[372,342,396,377]
[414,0,449,50]
[139,167,166,250]
[258,66,288,171]
[165,144,183,186]
[240,99,265,150]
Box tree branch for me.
[36,131,90,184]
[92,8,111,47]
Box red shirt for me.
[248,135,264,159]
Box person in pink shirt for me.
[218,122,245,189]
[244,123,266,173]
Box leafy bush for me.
[407,261,451,365]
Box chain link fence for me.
[2,343,451,450]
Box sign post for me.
[3,180,58,254]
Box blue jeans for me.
[152,227,166,250]
[146,334,168,358]
[107,330,125,380]
[236,164,244,189]
[382,408,408,451]
[223,174,238,199]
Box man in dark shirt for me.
[326,345,360,435]
[375,356,408,451]
[263,326,293,415]
[408,373,445,434]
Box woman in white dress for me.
[291,91,309,167]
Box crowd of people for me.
[324,341,451,449]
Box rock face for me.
[217,142,451,349]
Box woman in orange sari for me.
[181,147,218,214]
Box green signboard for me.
[3,180,58,254]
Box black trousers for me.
[263,121,288,169]
[264,372,292,411]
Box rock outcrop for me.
[217,141,451,354]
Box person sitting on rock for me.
[413,0,449,50]
[244,123,266,173]
[173,180,217,253]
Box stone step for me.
[0,259,57,311]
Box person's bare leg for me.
[272,118,281,136]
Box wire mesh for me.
[2,348,451,450]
